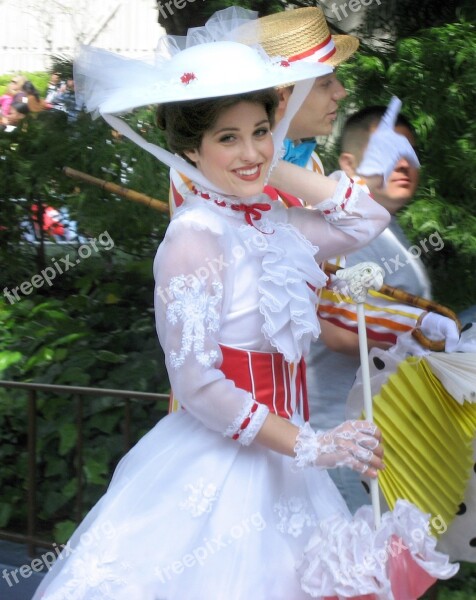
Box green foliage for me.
[0,74,172,541]
[1,97,170,282]
[0,255,169,541]
[428,561,476,598]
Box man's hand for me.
[357,96,420,184]
[419,312,460,352]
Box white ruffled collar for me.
[179,186,326,362]
[185,187,274,230]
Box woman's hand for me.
[294,420,384,478]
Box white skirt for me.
[33,410,353,600]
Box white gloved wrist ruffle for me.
[294,422,319,468]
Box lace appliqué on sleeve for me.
[166,275,223,369]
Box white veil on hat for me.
[169,6,259,49]
[74,8,332,195]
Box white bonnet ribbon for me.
[271,78,315,163]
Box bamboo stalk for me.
[63,166,170,214]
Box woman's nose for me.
[240,140,260,161]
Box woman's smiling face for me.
[185,101,274,198]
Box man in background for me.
[308,105,458,511]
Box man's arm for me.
[319,317,392,356]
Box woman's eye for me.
[219,134,235,143]
[254,127,270,138]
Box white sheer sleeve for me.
[286,173,390,261]
[153,212,269,444]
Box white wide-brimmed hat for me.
[74,34,331,194]
[75,40,331,116]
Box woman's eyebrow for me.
[214,119,270,134]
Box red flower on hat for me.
[280,60,290,67]
[180,72,197,85]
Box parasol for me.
[347,320,476,564]
[298,262,459,599]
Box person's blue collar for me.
[282,138,317,168]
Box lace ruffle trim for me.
[298,499,459,597]
[293,422,318,469]
[256,220,326,363]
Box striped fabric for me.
[219,345,309,421]
[168,346,309,422]
[318,286,420,345]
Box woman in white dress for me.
[33,30,452,600]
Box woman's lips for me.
[233,164,262,181]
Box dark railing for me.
[0,380,169,557]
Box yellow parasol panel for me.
[367,357,476,536]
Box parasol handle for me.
[323,261,461,352]
[62,166,170,215]
[356,302,382,529]
[334,262,386,529]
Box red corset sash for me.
[219,345,309,421]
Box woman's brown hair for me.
[156,89,279,161]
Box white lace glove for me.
[294,420,380,474]
[356,96,420,184]
[419,312,460,353]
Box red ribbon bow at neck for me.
[229,201,271,227]
[192,187,272,229]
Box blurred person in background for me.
[0,75,25,118]
[1,100,30,131]
[22,80,45,112]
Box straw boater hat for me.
[237,7,359,67]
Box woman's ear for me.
[184,149,200,165]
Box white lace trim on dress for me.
[298,499,459,597]
[179,478,220,517]
[256,219,326,362]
